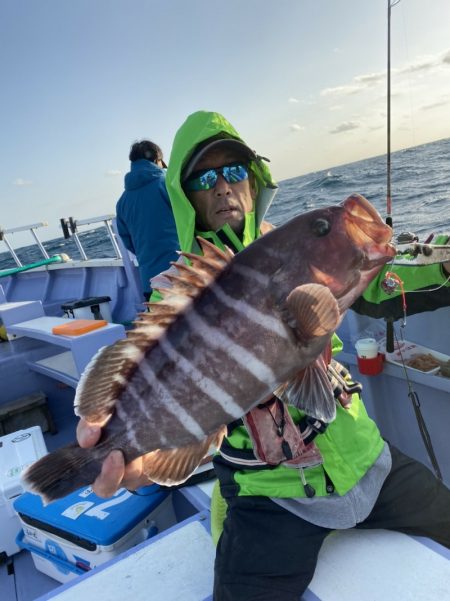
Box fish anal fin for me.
[275,356,336,422]
[141,426,226,486]
[286,283,340,340]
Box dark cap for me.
[182,138,258,182]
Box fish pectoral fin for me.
[275,355,336,422]
[285,283,340,341]
[140,426,226,486]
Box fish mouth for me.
[342,194,396,264]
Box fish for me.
[23,193,395,503]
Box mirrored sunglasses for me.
[184,163,249,192]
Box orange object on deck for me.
[52,319,108,336]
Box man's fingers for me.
[122,456,154,491]
[92,450,125,498]
[76,420,101,448]
[76,415,112,448]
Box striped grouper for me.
[24,194,395,502]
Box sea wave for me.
[1,137,449,270]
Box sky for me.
[1,0,450,245]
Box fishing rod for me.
[384,0,401,354]
[383,0,442,482]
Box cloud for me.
[288,97,299,103]
[329,121,360,134]
[354,72,385,86]
[290,123,304,132]
[400,56,438,75]
[321,71,385,97]
[13,178,32,186]
[105,169,122,176]
[421,97,449,111]
[320,48,450,99]
[321,83,363,97]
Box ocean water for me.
[1,137,449,270]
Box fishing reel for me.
[396,231,418,245]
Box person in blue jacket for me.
[115,139,179,299]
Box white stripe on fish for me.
[115,400,144,451]
[210,282,289,340]
[137,361,206,440]
[233,264,271,287]
[158,337,244,420]
[185,310,278,386]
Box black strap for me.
[216,228,241,254]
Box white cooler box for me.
[14,484,176,583]
[0,425,47,557]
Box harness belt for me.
[219,359,362,470]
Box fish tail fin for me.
[22,444,102,504]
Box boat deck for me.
[4,514,449,601]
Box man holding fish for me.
[46,111,450,599]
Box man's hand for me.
[76,418,153,498]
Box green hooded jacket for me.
[165,110,277,255]
[164,110,450,500]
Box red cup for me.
[357,353,384,376]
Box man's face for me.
[184,148,256,235]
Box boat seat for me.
[5,316,126,388]
[0,300,45,339]
[0,391,56,435]
[28,512,450,601]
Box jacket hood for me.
[124,159,164,191]
[165,111,278,253]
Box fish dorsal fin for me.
[75,238,233,422]
[196,236,234,264]
[134,237,233,332]
[284,283,340,342]
[275,354,336,422]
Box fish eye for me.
[311,218,331,237]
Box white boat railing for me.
[0,222,50,266]
[59,214,122,261]
[0,215,122,267]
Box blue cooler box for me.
[14,485,176,583]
